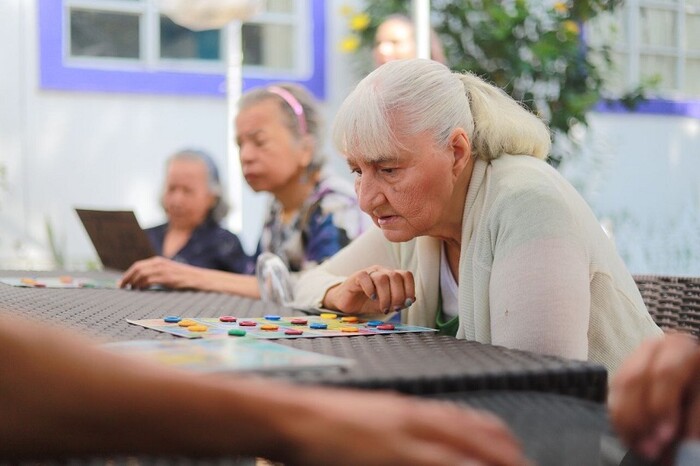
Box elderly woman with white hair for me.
[294,58,662,374]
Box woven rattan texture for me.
[0,282,606,401]
[634,275,700,337]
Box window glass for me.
[266,0,294,13]
[70,9,140,59]
[686,13,700,51]
[641,54,677,91]
[159,16,221,61]
[242,23,295,70]
[685,59,700,95]
[640,8,677,48]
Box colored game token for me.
[20,278,36,285]
[341,327,359,333]
[284,328,303,335]
[341,316,359,323]
[188,325,208,332]
[366,320,383,327]
[239,320,257,327]
[310,322,328,329]
[377,324,395,330]
[260,324,279,331]
[290,318,308,325]
[264,314,281,321]
[178,319,197,327]
[228,329,247,337]
[320,313,337,320]
[163,316,182,323]
[59,275,73,284]
[219,315,237,322]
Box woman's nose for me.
[356,175,382,214]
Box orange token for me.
[341,327,359,333]
[260,324,279,331]
[178,319,197,327]
[341,316,359,323]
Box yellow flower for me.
[553,2,568,14]
[339,35,361,53]
[339,5,354,17]
[349,13,371,31]
[562,20,580,35]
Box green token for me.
[228,329,247,337]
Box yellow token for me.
[341,316,359,323]
[341,327,359,333]
[320,313,338,320]
[178,319,197,327]
[260,324,279,331]
[188,325,208,332]
[20,278,36,285]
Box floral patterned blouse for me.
[256,174,368,272]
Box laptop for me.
[75,208,157,271]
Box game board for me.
[0,276,119,289]
[129,314,438,340]
[103,337,353,374]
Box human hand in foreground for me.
[0,312,529,465]
[120,256,200,290]
[609,332,700,463]
[322,266,415,315]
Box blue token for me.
[366,320,383,327]
[309,322,328,330]
[164,316,182,323]
[264,314,281,321]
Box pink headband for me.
[267,86,308,136]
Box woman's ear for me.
[298,134,315,169]
[450,128,472,177]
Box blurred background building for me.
[0,0,698,276]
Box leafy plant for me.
[340,0,653,166]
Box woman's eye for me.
[380,167,396,174]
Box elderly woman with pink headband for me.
[121,84,367,297]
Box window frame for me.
[38,0,326,99]
[594,0,700,118]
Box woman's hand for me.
[119,256,200,290]
[322,266,415,315]
[609,333,700,463]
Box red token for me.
[219,315,237,322]
[239,320,257,327]
[376,324,395,330]
[285,328,303,335]
[290,318,308,325]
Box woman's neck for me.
[273,171,319,224]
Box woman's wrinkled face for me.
[235,99,311,195]
[347,131,457,243]
[163,158,215,230]
[373,19,416,67]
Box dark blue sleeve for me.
[212,231,254,274]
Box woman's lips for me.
[376,215,399,227]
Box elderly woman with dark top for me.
[144,149,250,274]
[121,84,367,297]
[294,58,662,374]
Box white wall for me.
[561,112,700,276]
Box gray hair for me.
[165,148,230,223]
[332,58,551,162]
[237,83,326,173]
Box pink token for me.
[376,324,395,330]
[239,320,257,327]
[285,328,303,335]
[219,315,237,322]
[290,318,308,325]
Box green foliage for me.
[347,0,650,166]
